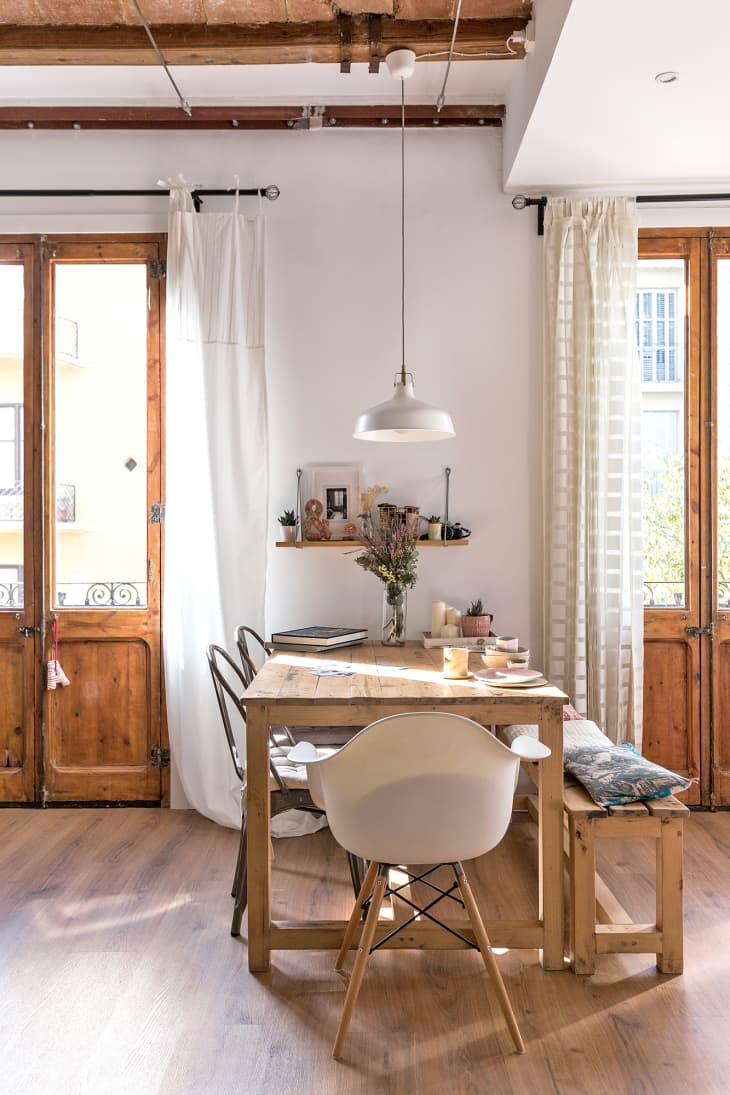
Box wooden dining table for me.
[240,640,568,973]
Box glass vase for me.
[382,584,407,646]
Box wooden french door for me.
[0,243,41,802]
[0,236,165,804]
[640,228,730,806]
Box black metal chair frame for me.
[207,643,364,936]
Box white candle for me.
[431,601,447,639]
[443,646,470,679]
[440,624,460,638]
[445,607,462,630]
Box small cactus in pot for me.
[461,598,492,637]
[427,514,442,541]
[278,508,297,542]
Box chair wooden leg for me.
[332,863,388,1060]
[231,816,248,937]
[454,862,525,1055]
[336,860,379,970]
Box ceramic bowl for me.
[481,647,530,670]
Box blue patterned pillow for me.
[564,742,692,807]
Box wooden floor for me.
[1,809,729,1095]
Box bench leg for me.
[569,816,597,975]
[656,818,684,974]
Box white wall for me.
[0,125,544,656]
[0,126,544,802]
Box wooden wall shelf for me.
[275,539,470,548]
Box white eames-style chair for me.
[289,711,551,1059]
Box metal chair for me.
[207,643,364,936]
[290,712,552,1059]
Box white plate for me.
[476,668,543,684]
[474,670,547,688]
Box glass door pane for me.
[0,264,25,608]
[53,264,148,608]
[637,259,687,607]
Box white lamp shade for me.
[353,377,455,442]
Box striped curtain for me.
[543,197,643,746]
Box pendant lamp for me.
[353,49,455,443]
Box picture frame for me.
[309,465,361,538]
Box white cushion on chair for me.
[270,744,337,791]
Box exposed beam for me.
[0,19,527,65]
[0,104,505,129]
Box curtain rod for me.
[0,185,280,213]
[511,192,730,236]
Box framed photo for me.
[309,465,361,536]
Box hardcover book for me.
[271,626,367,647]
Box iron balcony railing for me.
[0,580,146,609]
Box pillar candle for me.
[445,607,462,630]
[440,624,460,638]
[443,646,470,679]
[431,600,447,639]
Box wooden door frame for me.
[638,227,730,805]
[639,231,704,801]
[0,240,42,802]
[707,228,730,805]
[42,235,166,803]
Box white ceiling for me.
[0,60,517,107]
[505,0,730,193]
[2,0,730,194]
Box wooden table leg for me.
[246,703,271,972]
[539,701,565,970]
[656,818,684,974]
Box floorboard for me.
[0,808,728,1095]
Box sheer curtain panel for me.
[164,184,268,827]
[543,197,643,746]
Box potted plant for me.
[277,508,297,543]
[355,521,418,645]
[427,514,442,541]
[461,598,493,638]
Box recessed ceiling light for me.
[655,71,679,84]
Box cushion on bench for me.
[564,742,692,807]
[499,719,612,751]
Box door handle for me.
[16,626,40,638]
[685,625,713,638]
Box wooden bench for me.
[526,780,688,974]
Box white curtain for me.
[543,197,643,746]
[164,182,268,827]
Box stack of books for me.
[271,626,367,652]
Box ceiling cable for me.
[435,0,464,112]
[130,0,192,117]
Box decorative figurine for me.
[302,497,331,541]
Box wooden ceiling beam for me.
[0,104,505,129]
[0,18,527,65]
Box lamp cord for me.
[401,77,406,385]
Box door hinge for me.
[685,624,713,638]
[150,746,170,768]
[149,260,167,280]
[150,503,165,524]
